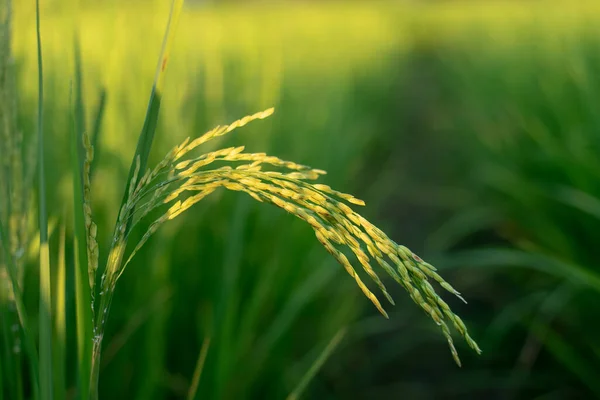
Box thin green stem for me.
[35,0,52,398]
[90,1,183,396]
[90,243,126,400]
[187,337,211,400]
[287,328,347,400]
[52,223,66,400]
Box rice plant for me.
[0,0,41,398]
[0,0,480,398]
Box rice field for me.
[3,0,600,398]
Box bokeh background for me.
[10,0,600,398]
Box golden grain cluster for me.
[93,108,481,365]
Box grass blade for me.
[52,223,66,400]
[444,248,600,293]
[34,0,53,397]
[71,38,94,399]
[187,337,211,400]
[90,88,106,179]
[529,319,600,398]
[119,0,183,206]
[287,327,347,400]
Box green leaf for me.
[90,88,107,180]
[118,0,183,218]
[52,223,66,400]
[444,248,600,293]
[287,327,347,400]
[34,0,52,397]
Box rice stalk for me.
[0,219,39,399]
[89,89,106,179]
[0,0,38,398]
[70,39,94,399]
[88,2,184,398]
[95,108,480,370]
[78,2,478,393]
[34,0,53,396]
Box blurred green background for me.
[10,0,600,398]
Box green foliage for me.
[2,1,482,399]
[8,0,600,398]
[421,20,600,399]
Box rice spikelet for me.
[83,131,99,294]
[100,108,481,365]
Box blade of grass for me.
[35,0,53,397]
[506,283,575,399]
[118,0,183,207]
[187,337,211,400]
[443,248,600,293]
[529,319,600,398]
[71,38,93,399]
[100,287,172,369]
[286,327,347,400]
[91,2,184,398]
[89,88,106,179]
[426,206,501,252]
[52,223,66,400]
[237,260,338,392]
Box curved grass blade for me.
[444,248,600,293]
[529,319,600,398]
[426,206,501,252]
[34,0,52,397]
[90,88,107,179]
[287,327,347,400]
[187,337,211,400]
[551,185,600,220]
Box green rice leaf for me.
[287,328,347,400]
[52,222,66,400]
[34,0,52,397]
